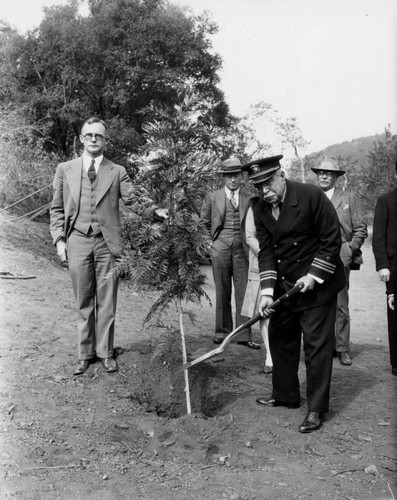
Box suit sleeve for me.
[349,193,368,251]
[200,194,213,240]
[49,164,66,245]
[372,195,390,271]
[119,167,157,218]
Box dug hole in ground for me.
[0,213,396,500]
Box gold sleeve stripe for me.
[313,257,336,274]
[259,270,278,280]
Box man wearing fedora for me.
[242,155,345,433]
[201,157,259,347]
[312,156,367,366]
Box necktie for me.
[230,191,238,209]
[272,201,282,220]
[87,159,96,184]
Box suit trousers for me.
[335,266,351,352]
[269,298,337,413]
[387,300,397,368]
[67,230,118,360]
[211,237,249,341]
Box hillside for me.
[309,134,384,166]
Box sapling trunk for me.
[177,299,191,415]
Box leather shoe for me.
[101,357,118,372]
[73,360,90,375]
[256,397,300,409]
[298,411,322,433]
[339,352,352,366]
[392,366,397,376]
[237,341,261,349]
[213,338,223,345]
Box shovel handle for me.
[179,282,304,372]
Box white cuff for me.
[308,273,324,284]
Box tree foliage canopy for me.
[119,93,217,322]
[0,0,228,160]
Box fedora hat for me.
[241,155,283,184]
[218,157,243,174]
[312,156,345,176]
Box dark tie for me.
[230,191,238,209]
[87,159,96,184]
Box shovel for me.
[178,281,304,372]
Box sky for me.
[1,0,396,154]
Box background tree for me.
[276,116,309,182]
[0,0,228,161]
[0,0,232,211]
[362,126,397,218]
[235,101,308,179]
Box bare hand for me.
[379,268,390,283]
[297,275,315,293]
[260,295,274,318]
[56,239,67,263]
[154,208,169,219]
[388,294,395,310]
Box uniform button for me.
[281,276,285,280]
[274,244,277,248]
[277,259,281,263]
[293,242,298,246]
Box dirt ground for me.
[0,213,396,500]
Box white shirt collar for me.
[324,187,335,200]
[83,154,103,173]
[225,186,239,199]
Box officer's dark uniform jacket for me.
[253,180,345,311]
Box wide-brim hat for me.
[311,156,345,176]
[241,155,283,184]
[218,157,243,174]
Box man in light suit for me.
[50,117,167,375]
[372,161,397,376]
[244,155,345,432]
[313,157,367,366]
[200,158,258,347]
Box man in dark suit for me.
[201,158,259,347]
[242,155,345,433]
[50,117,167,375]
[372,161,397,376]
[312,157,367,366]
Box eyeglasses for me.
[82,133,105,141]
[317,171,335,177]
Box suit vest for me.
[73,169,101,235]
[218,198,241,245]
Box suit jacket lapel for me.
[65,158,83,208]
[96,158,117,206]
[215,187,226,221]
[331,188,344,210]
[274,180,300,241]
[239,191,248,222]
